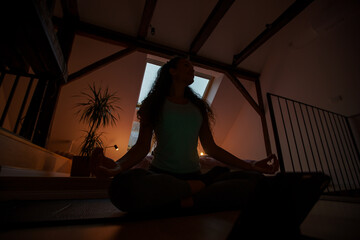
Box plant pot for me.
[70,156,91,177]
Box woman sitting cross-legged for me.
[90,57,329,237]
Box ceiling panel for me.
[198,0,294,64]
[55,0,146,36]
[144,0,218,51]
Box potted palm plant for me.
[71,82,121,176]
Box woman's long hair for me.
[137,57,214,128]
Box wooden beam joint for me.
[52,17,261,81]
[225,71,261,114]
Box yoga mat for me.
[1,198,242,230]
[1,199,125,229]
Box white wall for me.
[221,0,360,160]
[0,128,71,174]
[210,75,257,149]
[261,0,360,116]
[222,86,267,160]
[48,35,147,160]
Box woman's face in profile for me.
[171,58,195,86]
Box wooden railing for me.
[0,70,39,136]
[0,69,60,147]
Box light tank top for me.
[151,99,203,174]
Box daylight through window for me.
[138,62,210,105]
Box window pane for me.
[190,76,209,97]
[138,62,210,104]
[138,63,160,104]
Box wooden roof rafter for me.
[137,0,158,39]
[57,0,79,63]
[232,0,314,67]
[67,47,136,84]
[52,17,259,81]
[189,0,235,55]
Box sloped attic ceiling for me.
[1,0,314,83]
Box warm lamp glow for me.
[106,145,119,151]
[200,152,204,156]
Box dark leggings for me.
[108,168,265,213]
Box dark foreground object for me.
[227,172,330,239]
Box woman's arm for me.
[95,120,154,177]
[115,121,153,170]
[199,120,279,174]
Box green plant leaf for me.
[74,82,121,157]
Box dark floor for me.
[300,197,360,240]
[0,199,240,240]
[1,196,359,240]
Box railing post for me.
[32,79,62,147]
[20,78,48,141]
[255,79,272,156]
[0,75,20,127]
[14,77,35,133]
[267,93,285,173]
[0,72,5,87]
[345,117,360,167]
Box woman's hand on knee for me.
[253,154,279,174]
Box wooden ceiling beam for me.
[232,0,314,67]
[67,47,136,84]
[57,0,79,62]
[54,18,259,81]
[137,0,158,39]
[189,55,259,81]
[189,0,235,54]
